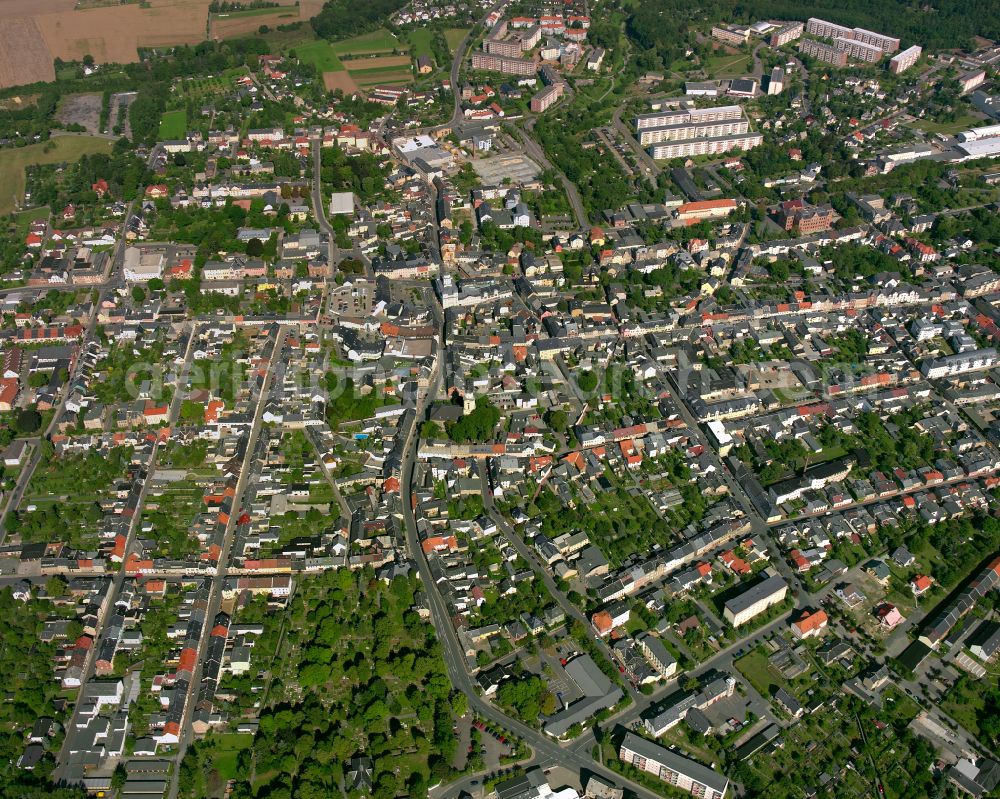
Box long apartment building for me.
[471,51,538,76]
[889,44,922,74]
[620,732,729,799]
[834,36,884,64]
[530,83,564,112]
[769,21,803,47]
[806,17,900,59]
[723,574,788,626]
[798,38,848,67]
[635,105,760,159]
[484,37,523,58]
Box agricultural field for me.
[323,71,360,93]
[295,38,346,72]
[0,0,245,87]
[158,108,188,140]
[0,135,114,214]
[302,31,415,92]
[330,28,404,56]
[349,67,414,88]
[209,2,304,39]
[0,16,56,88]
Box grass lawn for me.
[0,136,114,215]
[911,112,984,136]
[13,206,49,235]
[158,109,187,140]
[331,28,404,56]
[295,39,346,72]
[941,673,996,737]
[408,27,435,59]
[212,733,254,780]
[703,53,751,77]
[735,650,783,698]
[444,27,470,52]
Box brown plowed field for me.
[323,72,359,93]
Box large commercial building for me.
[123,247,165,283]
[471,51,537,76]
[723,574,788,626]
[635,105,760,159]
[889,44,922,74]
[798,38,848,67]
[619,732,729,799]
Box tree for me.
[131,285,146,303]
[577,370,598,393]
[15,408,42,433]
[246,237,265,257]
[546,408,568,432]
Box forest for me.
[311,0,409,40]
[622,0,1000,71]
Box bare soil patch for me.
[343,54,412,70]
[323,71,360,93]
[57,93,103,135]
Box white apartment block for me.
[636,105,743,130]
[635,105,760,158]
[769,22,804,47]
[723,574,788,626]
[851,26,900,53]
[889,45,922,74]
[638,119,750,146]
[806,17,853,40]
[648,132,762,160]
[834,36,885,63]
[620,732,729,799]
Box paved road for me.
[0,147,158,543]
[477,462,643,707]
[53,321,197,784]
[166,325,287,799]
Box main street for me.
[400,306,673,799]
[166,324,287,799]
